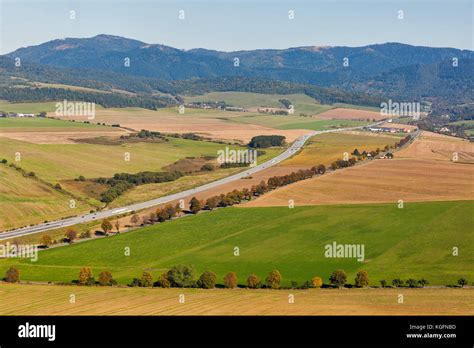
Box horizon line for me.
[5,33,473,54]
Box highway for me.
[0,123,382,240]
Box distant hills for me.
[1,34,473,113]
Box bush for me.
[392,278,404,287]
[5,267,20,283]
[167,265,196,288]
[78,267,94,286]
[65,228,77,243]
[157,272,171,288]
[311,276,323,288]
[418,278,429,287]
[329,270,347,288]
[98,271,116,286]
[380,279,387,288]
[79,230,91,239]
[200,163,214,171]
[247,274,261,289]
[457,278,468,287]
[129,278,141,287]
[223,272,238,288]
[354,270,369,287]
[189,197,203,214]
[140,271,153,287]
[249,135,286,148]
[198,271,217,289]
[40,234,52,247]
[266,270,282,289]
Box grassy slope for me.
[0,137,240,183]
[0,165,90,230]
[0,117,106,131]
[183,92,379,116]
[2,201,471,286]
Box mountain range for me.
[1,34,473,111]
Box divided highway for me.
[0,123,382,240]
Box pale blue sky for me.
[0,0,472,54]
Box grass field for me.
[183,92,379,116]
[230,114,369,130]
[1,201,471,286]
[0,117,106,131]
[0,284,472,315]
[0,136,240,183]
[0,101,60,113]
[281,131,400,166]
[184,92,332,114]
[0,165,91,230]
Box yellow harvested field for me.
[397,131,474,163]
[0,130,127,144]
[245,132,474,207]
[0,284,472,315]
[54,107,309,143]
[316,108,387,121]
[281,131,400,167]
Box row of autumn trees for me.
[4,266,472,289]
[188,165,327,214]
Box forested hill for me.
[1,35,473,110]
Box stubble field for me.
[0,284,472,315]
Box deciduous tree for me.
[78,267,93,285]
[5,266,20,283]
[311,276,323,288]
[266,270,282,289]
[223,272,238,288]
[354,270,369,287]
[65,228,77,244]
[247,274,261,289]
[101,219,113,234]
[329,269,347,288]
[198,271,217,289]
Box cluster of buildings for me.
[0,112,36,118]
[366,125,415,134]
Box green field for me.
[0,117,105,131]
[278,119,369,130]
[2,200,471,286]
[0,101,63,113]
[183,92,380,116]
[230,114,370,131]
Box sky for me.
[0,0,472,54]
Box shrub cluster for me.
[97,170,183,203]
[248,135,286,148]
